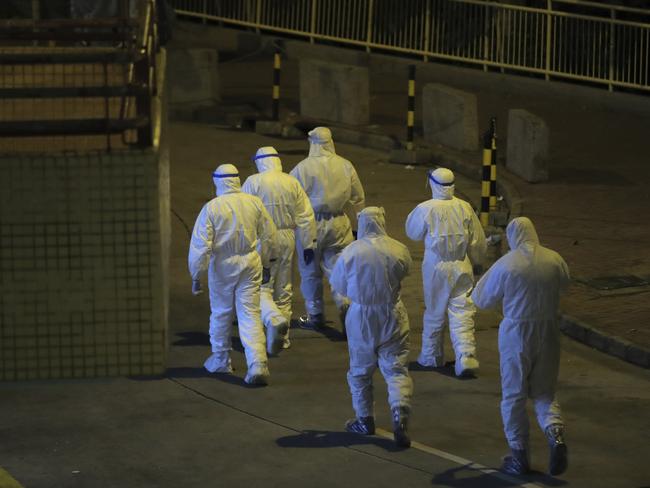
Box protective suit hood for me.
[507,217,540,254]
[428,168,455,200]
[254,146,283,173]
[213,163,241,196]
[357,206,387,239]
[308,126,337,158]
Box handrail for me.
[170,0,650,94]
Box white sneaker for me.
[455,355,479,377]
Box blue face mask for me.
[213,172,239,178]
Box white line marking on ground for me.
[0,466,23,488]
[375,428,542,488]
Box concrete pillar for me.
[167,48,220,107]
[422,83,479,151]
[0,152,169,380]
[299,59,369,125]
[506,109,549,183]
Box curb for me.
[560,315,650,368]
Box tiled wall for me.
[0,151,168,379]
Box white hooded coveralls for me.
[242,147,316,340]
[330,207,413,418]
[405,168,486,367]
[290,127,365,316]
[471,217,568,451]
[188,164,277,374]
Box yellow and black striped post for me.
[406,65,416,151]
[480,117,497,227]
[272,47,281,121]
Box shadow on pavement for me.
[289,319,348,342]
[173,331,209,346]
[408,361,477,381]
[431,465,568,488]
[276,430,404,452]
[172,331,244,353]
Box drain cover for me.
[583,275,650,290]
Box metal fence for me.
[169,0,650,92]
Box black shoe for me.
[546,425,568,476]
[344,416,375,435]
[392,406,411,448]
[500,449,530,475]
[298,313,325,330]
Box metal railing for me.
[170,0,650,93]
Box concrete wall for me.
[299,59,370,125]
[0,151,168,380]
[167,48,220,106]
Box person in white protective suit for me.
[188,164,277,386]
[290,127,365,333]
[405,167,486,377]
[471,217,569,476]
[242,146,317,353]
[330,207,414,448]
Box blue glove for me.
[303,248,315,265]
[262,267,271,284]
[191,280,203,296]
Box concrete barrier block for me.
[255,120,284,136]
[422,83,479,151]
[327,126,397,151]
[168,48,220,106]
[506,109,549,183]
[489,211,509,227]
[299,60,369,125]
[281,125,305,139]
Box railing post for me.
[134,56,152,147]
[545,0,552,81]
[406,65,416,151]
[202,0,207,24]
[272,47,281,121]
[480,118,497,228]
[366,0,374,53]
[310,0,317,44]
[256,0,262,34]
[423,0,431,62]
[608,9,616,92]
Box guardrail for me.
[170,0,650,93]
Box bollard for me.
[480,117,497,227]
[406,65,415,151]
[272,47,281,121]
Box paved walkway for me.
[3,124,649,488]
[189,30,650,366]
